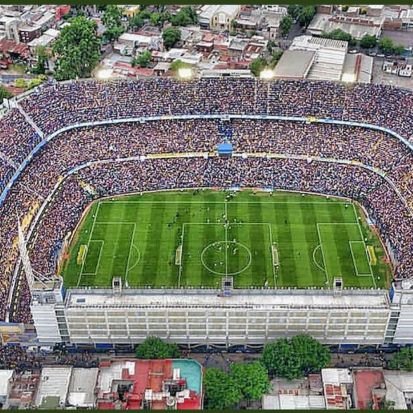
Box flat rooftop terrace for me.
[65,288,389,309]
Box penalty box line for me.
[78,206,138,286]
[317,222,376,288]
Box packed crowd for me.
[16,79,413,142]
[0,79,412,324]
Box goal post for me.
[175,245,183,266]
[271,245,279,267]
[77,245,88,265]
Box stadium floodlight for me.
[342,73,356,83]
[177,67,193,80]
[260,69,275,80]
[96,68,113,80]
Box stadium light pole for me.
[259,69,275,80]
[177,67,194,81]
[96,68,113,80]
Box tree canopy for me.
[32,46,48,75]
[288,5,316,27]
[0,84,12,101]
[169,59,193,73]
[280,16,293,37]
[170,7,198,27]
[53,16,101,81]
[359,34,377,49]
[250,57,268,77]
[132,50,152,68]
[204,368,242,409]
[379,37,405,55]
[230,362,270,401]
[321,29,356,46]
[262,335,331,380]
[135,337,180,359]
[102,5,125,42]
[162,27,181,50]
[388,348,413,371]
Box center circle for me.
[200,241,252,276]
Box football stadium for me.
[0,78,412,350]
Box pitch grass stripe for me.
[144,199,166,286]
[298,202,321,288]
[284,200,301,287]
[325,206,358,286]
[125,203,141,286]
[200,202,219,287]
[247,199,266,287]
[229,200,241,282]
[105,203,128,285]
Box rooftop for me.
[35,366,72,408]
[65,288,389,309]
[97,359,202,410]
[353,369,386,410]
[273,50,315,80]
[0,370,13,397]
[67,368,99,408]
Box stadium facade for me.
[1,79,412,350]
[29,279,413,350]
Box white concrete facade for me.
[63,289,390,346]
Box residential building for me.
[96,359,202,410]
[35,366,72,409]
[0,370,14,409]
[353,369,386,410]
[384,370,413,410]
[198,5,241,32]
[4,371,40,410]
[308,13,384,39]
[321,369,353,410]
[67,368,99,409]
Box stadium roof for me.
[273,50,315,80]
[66,289,389,309]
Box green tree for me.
[287,5,301,20]
[171,6,198,27]
[0,84,12,100]
[150,12,162,27]
[270,50,283,67]
[267,40,276,53]
[230,362,269,402]
[321,29,356,46]
[250,57,267,77]
[360,34,377,49]
[132,50,152,68]
[162,27,181,50]
[53,16,101,81]
[204,368,241,409]
[280,16,293,37]
[169,59,193,74]
[129,13,144,30]
[102,5,125,42]
[389,347,413,371]
[135,337,180,359]
[262,335,331,380]
[14,78,28,89]
[32,45,48,75]
[393,44,405,55]
[379,37,395,54]
[298,6,316,27]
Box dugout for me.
[217,142,233,157]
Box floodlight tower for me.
[17,220,68,345]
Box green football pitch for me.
[61,190,391,289]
